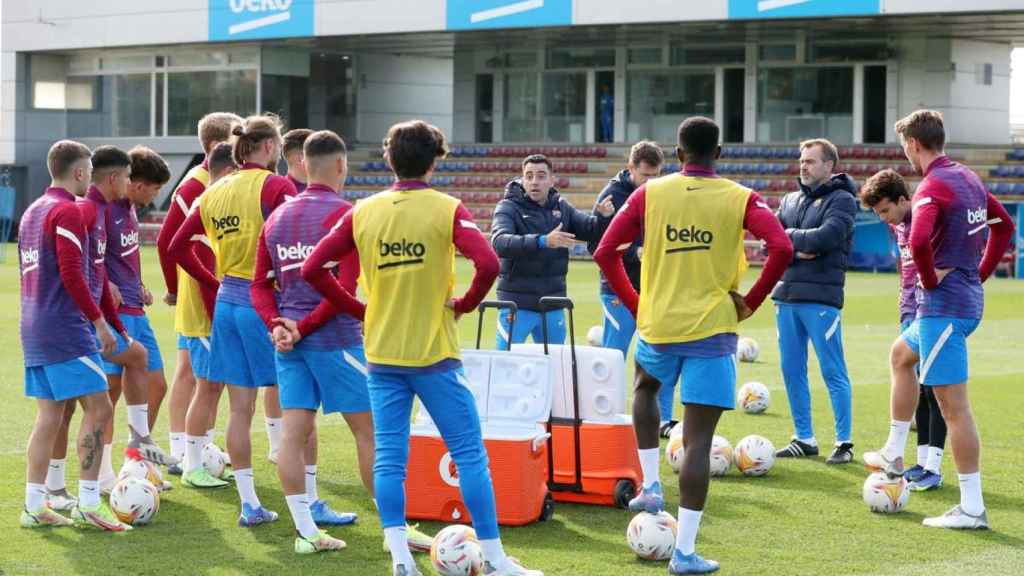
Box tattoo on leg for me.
[81,427,103,470]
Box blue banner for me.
[729,0,880,19]
[447,0,572,31]
[209,0,314,42]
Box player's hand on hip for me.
[730,291,754,322]
[163,292,176,306]
[93,319,117,357]
[545,224,577,249]
[596,196,615,217]
[109,282,123,308]
[446,299,463,322]
[142,286,154,307]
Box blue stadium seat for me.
[1013,183,1024,196]
[996,182,1013,195]
[1014,165,1024,178]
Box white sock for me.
[305,465,319,503]
[384,526,415,568]
[958,472,984,516]
[265,418,282,454]
[675,507,703,556]
[185,435,205,473]
[234,468,261,508]
[25,482,47,511]
[639,448,661,489]
[916,444,929,467]
[205,429,215,447]
[46,459,66,492]
[78,479,101,508]
[99,444,115,481]
[170,433,186,461]
[480,538,508,570]
[286,493,319,538]
[882,420,911,460]
[926,447,944,474]
[127,404,150,439]
[797,436,818,447]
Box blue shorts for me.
[916,317,980,386]
[207,301,276,388]
[635,340,736,410]
[900,319,921,357]
[276,345,371,414]
[103,314,163,375]
[25,354,109,401]
[182,335,212,381]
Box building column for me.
[714,67,725,133]
[853,63,865,144]
[586,69,596,143]
[744,43,758,143]
[493,74,504,142]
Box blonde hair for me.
[198,112,243,154]
[230,114,284,165]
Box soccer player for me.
[282,128,312,194]
[303,120,543,576]
[157,112,241,474]
[859,169,947,492]
[20,140,130,531]
[490,154,613,348]
[170,114,297,526]
[251,130,370,553]
[863,110,1013,529]
[594,117,792,573]
[586,141,680,437]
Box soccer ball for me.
[587,325,604,347]
[863,472,909,513]
[736,337,760,363]
[665,424,685,473]
[109,476,160,525]
[118,458,164,487]
[626,511,677,561]
[733,435,775,476]
[202,443,228,478]
[430,524,483,576]
[709,435,733,477]
[737,381,770,414]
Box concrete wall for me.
[452,50,477,143]
[946,40,1012,144]
[355,53,454,143]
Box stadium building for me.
[2,0,1023,274]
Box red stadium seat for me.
[575,162,587,173]
[594,147,607,158]
[557,177,570,189]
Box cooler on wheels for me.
[405,302,556,526]
[513,296,642,508]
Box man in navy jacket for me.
[773,138,858,466]
[490,154,613,348]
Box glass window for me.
[547,48,615,69]
[629,47,663,65]
[67,74,152,137]
[671,45,745,66]
[542,72,586,142]
[503,72,539,142]
[99,55,154,71]
[760,44,796,62]
[309,53,356,139]
[168,47,258,68]
[627,71,715,144]
[32,82,66,109]
[756,67,854,143]
[262,74,310,130]
[487,52,538,69]
[808,42,889,63]
[167,70,257,136]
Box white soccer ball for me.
[863,472,910,513]
[709,435,733,477]
[109,476,160,525]
[626,511,677,561]
[587,325,604,347]
[737,381,771,414]
[665,425,685,473]
[202,443,228,478]
[736,337,760,363]
[733,435,775,476]
[118,458,164,487]
[430,524,483,576]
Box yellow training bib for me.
[638,173,750,343]
[198,167,269,281]
[174,165,212,336]
[352,188,460,367]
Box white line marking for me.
[920,322,954,384]
[21,263,39,275]
[758,0,812,11]
[174,194,189,214]
[56,227,82,252]
[343,351,368,377]
[968,223,988,236]
[280,261,304,272]
[78,355,107,381]
[913,197,933,210]
[229,11,290,35]
[121,244,140,258]
[471,0,544,24]
[825,315,841,341]
[602,303,621,331]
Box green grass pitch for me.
[1,247,1022,575]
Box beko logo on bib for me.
[665,224,714,253]
[967,207,987,225]
[377,238,426,269]
[276,242,314,261]
[120,230,139,247]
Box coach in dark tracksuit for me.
[773,138,858,465]
[491,154,613,348]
